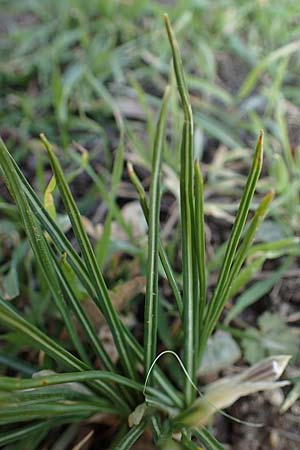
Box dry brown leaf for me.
[81,276,146,330]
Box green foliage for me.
[0,10,295,450]
[281,379,300,413]
[241,312,298,364]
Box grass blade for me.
[40,134,136,380]
[0,371,142,392]
[0,422,53,446]
[115,421,146,450]
[96,137,124,267]
[51,250,114,372]
[238,40,300,100]
[180,122,196,405]
[0,387,102,405]
[193,428,226,450]
[0,371,173,409]
[200,131,263,361]
[194,161,206,334]
[181,442,197,450]
[0,402,119,425]
[127,162,183,315]
[2,145,182,407]
[69,149,132,239]
[51,248,137,407]
[0,352,35,376]
[0,138,89,365]
[204,191,273,340]
[87,72,126,267]
[181,433,201,450]
[6,147,96,300]
[165,13,196,405]
[0,295,84,372]
[0,295,129,412]
[124,326,183,408]
[144,86,170,379]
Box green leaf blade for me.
[40,134,136,381]
[144,86,170,380]
[165,13,196,405]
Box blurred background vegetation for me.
[1,0,300,223]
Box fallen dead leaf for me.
[81,276,146,330]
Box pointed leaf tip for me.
[257,130,264,150]
[258,130,263,147]
[39,133,52,154]
[127,161,134,176]
[257,191,274,214]
[164,15,173,51]
[254,130,264,167]
[39,133,47,145]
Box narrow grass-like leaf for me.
[0,138,89,365]
[204,191,273,342]
[164,15,193,122]
[144,86,170,379]
[181,432,202,450]
[195,112,242,149]
[226,256,265,298]
[0,421,53,446]
[1,145,182,407]
[40,136,181,404]
[0,294,83,370]
[194,161,206,334]
[238,40,300,100]
[157,438,183,450]
[50,248,137,408]
[40,134,136,380]
[0,402,119,426]
[69,149,132,239]
[87,72,126,267]
[225,192,273,287]
[0,387,100,406]
[96,137,124,267]
[200,132,263,361]
[165,13,196,405]
[115,421,147,450]
[51,250,114,372]
[0,295,129,412]
[0,352,35,376]
[0,371,137,393]
[247,237,300,258]
[0,370,172,410]
[124,327,183,408]
[193,428,226,450]
[179,107,195,405]
[148,415,162,445]
[280,380,300,413]
[0,372,173,410]
[5,147,96,298]
[276,99,294,172]
[127,162,183,315]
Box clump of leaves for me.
[0,15,290,450]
